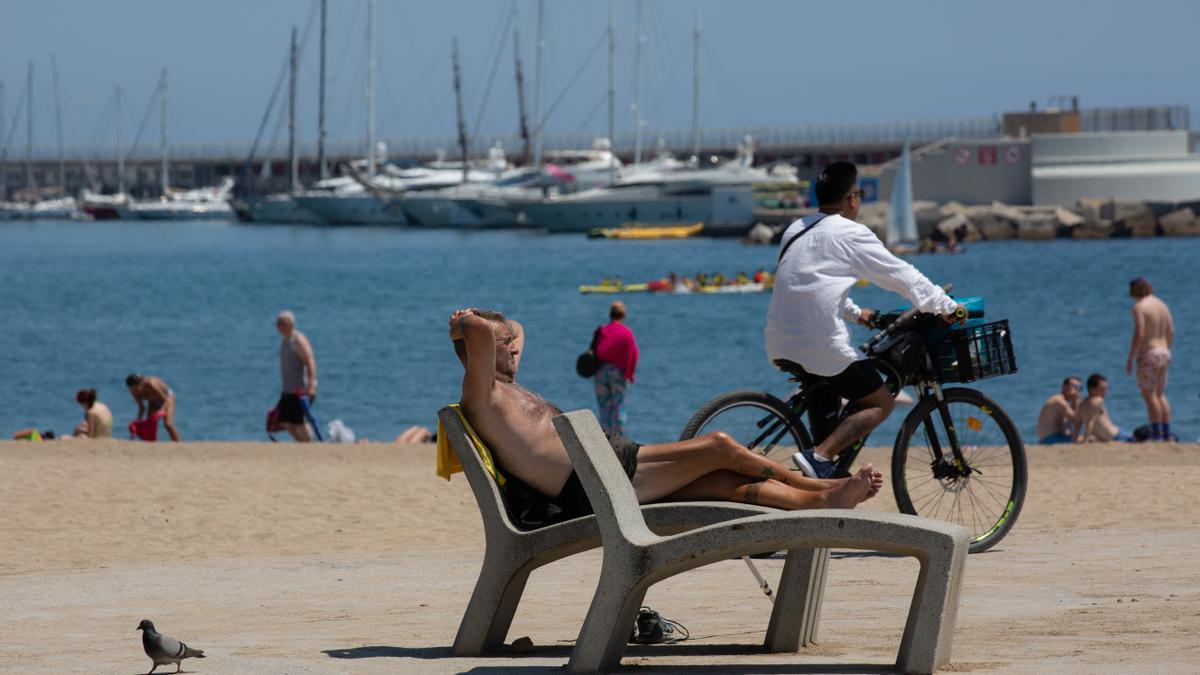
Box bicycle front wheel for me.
[679,390,812,463]
[892,387,1027,553]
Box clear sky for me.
[1,0,1197,152]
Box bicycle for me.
[680,297,1026,553]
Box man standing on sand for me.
[1126,278,1175,442]
[276,310,318,442]
[126,373,180,441]
[1036,376,1081,444]
[1075,374,1134,443]
[449,307,881,526]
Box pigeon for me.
[136,620,206,674]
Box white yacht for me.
[125,177,236,221]
[9,196,83,220]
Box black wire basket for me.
[932,320,1018,383]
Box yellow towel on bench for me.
[436,404,506,488]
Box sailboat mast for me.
[632,0,644,165]
[532,0,545,166]
[366,0,376,176]
[513,22,531,166]
[116,86,125,194]
[159,68,169,195]
[317,0,328,180]
[452,38,468,183]
[51,55,65,190]
[0,82,6,199]
[691,11,700,161]
[607,1,616,184]
[288,26,299,193]
[26,61,34,189]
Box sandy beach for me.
[3,438,1200,673]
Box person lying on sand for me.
[449,307,882,522]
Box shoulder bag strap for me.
[775,213,831,269]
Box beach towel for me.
[129,411,166,441]
[435,404,505,488]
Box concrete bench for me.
[554,409,970,674]
[437,406,829,657]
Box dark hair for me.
[814,161,858,206]
[1129,277,1152,298]
[125,374,143,387]
[1086,373,1106,391]
[76,388,97,408]
[610,301,626,321]
[1062,376,1080,387]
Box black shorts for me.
[277,393,306,425]
[553,432,640,519]
[825,360,885,400]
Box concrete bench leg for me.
[452,553,533,656]
[567,566,649,674]
[895,536,967,674]
[764,547,830,651]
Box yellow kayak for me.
[587,223,704,240]
[578,283,649,294]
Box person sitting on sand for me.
[1074,373,1134,443]
[1036,376,1081,444]
[396,425,434,444]
[73,388,113,439]
[449,307,882,523]
[126,373,180,442]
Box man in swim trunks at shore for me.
[126,373,180,441]
[1074,373,1134,443]
[1036,376,1081,444]
[276,310,319,442]
[1125,277,1175,441]
[449,308,881,523]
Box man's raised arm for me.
[449,309,497,404]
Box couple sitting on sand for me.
[449,307,882,522]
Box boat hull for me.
[230,196,319,224]
[292,194,406,225]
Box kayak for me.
[699,282,766,294]
[587,223,705,239]
[578,283,650,294]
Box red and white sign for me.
[978,145,998,166]
[1004,145,1023,164]
[953,147,971,165]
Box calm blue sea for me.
[1,219,1196,444]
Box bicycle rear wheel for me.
[892,387,1027,553]
[680,390,812,464]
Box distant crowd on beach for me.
[1036,277,1176,444]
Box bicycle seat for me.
[773,359,816,382]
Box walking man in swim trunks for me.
[1036,376,1081,444]
[126,373,180,441]
[765,162,964,478]
[1074,373,1134,443]
[449,308,881,521]
[1125,277,1174,441]
[276,310,318,442]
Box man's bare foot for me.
[824,467,875,508]
[820,465,884,498]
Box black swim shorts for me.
[825,360,885,401]
[276,392,306,425]
[553,432,641,519]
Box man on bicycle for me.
[765,161,964,478]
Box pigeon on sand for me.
[137,620,206,674]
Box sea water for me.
[1,219,1196,445]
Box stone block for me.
[966,205,1015,240]
[1076,197,1106,224]
[1072,220,1114,239]
[936,212,981,242]
[1017,212,1057,240]
[1100,199,1152,223]
[1054,207,1084,228]
[938,201,967,218]
[1159,208,1200,236]
[1113,209,1158,238]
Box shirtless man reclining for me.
[450,307,882,520]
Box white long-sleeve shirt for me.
[765,212,958,377]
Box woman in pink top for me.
[593,301,640,435]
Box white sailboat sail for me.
[887,139,918,247]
